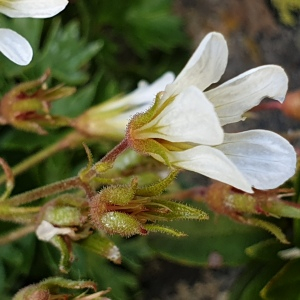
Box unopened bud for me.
[44,206,82,227]
[100,182,137,206]
[0,70,75,134]
[98,211,146,237]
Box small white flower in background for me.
[127,32,296,193]
[73,72,174,140]
[0,0,68,65]
[36,220,75,241]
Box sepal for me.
[77,233,121,264]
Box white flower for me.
[74,72,174,140]
[0,0,68,65]
[36,220,75,241]
[128,32,296,193]
[0,0,68,18]
[0,28,32,65]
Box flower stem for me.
[101,138,129,164]
[8,176,83,206]
[84,138,129,181]
[0,225,35,245]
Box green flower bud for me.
[44,206,82,226]
[99,211,146,237]
[100,183,136,206]
[0,70,75,135]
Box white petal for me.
[166,145,253,193]
[0,0,68,18]
[215,130,296,190]
[164,32,228,99]
[136,86,224,145]
[100,72,175,112]
[36,220,74,241]
[0,29,32,65]
[205,65,288,125]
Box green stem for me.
[0,225,35,245]
[0,205,40,223]
[8,176,83,206]
[84,138,129,181]
[0,131,86,186]
[0,205,40,214]
[101,138,129,164]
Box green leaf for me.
[51,79,99,118]
[70,245,139,300]
[229,261,284,300]
[0,233,36,297]
[0,130,65,152]
[112,236,154,273]
[261,259,300,300]
[125,0,184,55]
[36,20,103,85]
[148,209,269,266]
[245,239,288,263]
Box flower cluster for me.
[0,0,68,65]
[127,32,296,193]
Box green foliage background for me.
[0,1,189,299]
[0,1,299,299]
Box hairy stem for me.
[8,176,83,206]
[101,138,129,164]
[0,225,35,245]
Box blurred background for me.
[0,0,300,299]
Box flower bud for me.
[0,70,75,134]
[73,73,174,140]
[101,182,137,206]
[44,206,83,227]
[98,212,146,237]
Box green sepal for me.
[50,235,72,273]
[136,169,178,197]
[128,92,162,130]
[99,179,137,206]
[93,161,113,173]
[77,232,121,264]
[41,277,96,290]
[132,138,170,166]
[44,206,82,226]
[13,277,97,300]
[149,199,209,221]
[144,224,186,237]
[246,217,289,244]
[261,199,300,219]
